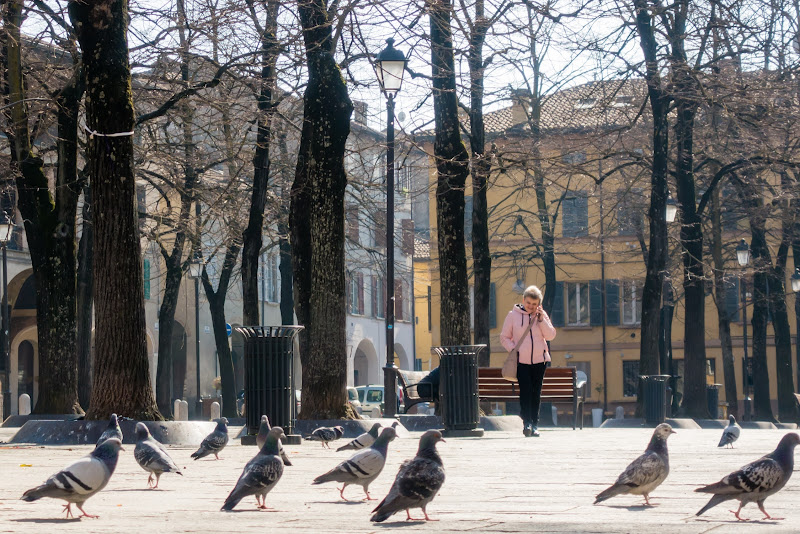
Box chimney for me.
[353,100,368,125]
[510,88,532,126]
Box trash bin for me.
[435,345,484,431]
[236,326,303,438]
[706,384,721,419]
[641,375,670,424]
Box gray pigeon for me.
[221,427,286,511]
[696,432,800,520]
[718,415,741,448]
[96,413,122,447]
[256,415,291,466]
[336,422,382,452]
[313,426,397,500]
[594,423,676,506]
[306,425,344,448]
[371,429,445,522]
[191,417,229,460]
[134,422,183,488]
[21,438,123,518]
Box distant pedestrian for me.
[500,285,556,437]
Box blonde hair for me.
[523,285,543,301]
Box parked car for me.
[347,387,362,414]
[355,385,403,416]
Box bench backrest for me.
[478,367,577,400]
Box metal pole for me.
[742,277,751,421]
[195,277,202,419]
[598,180,608,416]
[384,93,397,418]
[2,244,8,419]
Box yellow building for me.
[415,79,799,418]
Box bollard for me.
[19,394,32,416]
[179,400,189,421]
[371,406,382,418]
[174,399,182,420]
[615,406,625,420]
[210,401,221,420]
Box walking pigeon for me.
[21,438,123,518]
[336,422,382,452]
[96,413,122,447]
[191,417,229,460]
[371,429,445,522]
[718,415,741,449]
[221,427,286,511]
[305,425,344,448]
[594,423,676,506]
[313,426,397,500]
[134,422,183,488]
[696,432,800,520]
[256,415,292,466]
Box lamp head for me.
[665,196,678,223]
[375,38,407,95]
[791,269,800,294]
[735,239,750,267]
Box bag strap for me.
[512,314,535,352]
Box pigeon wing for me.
[614,451,667,489]
[135,440,180,474]
[25,456,109,502]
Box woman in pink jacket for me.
[500,285,557,437]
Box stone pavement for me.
[2,424,800,533]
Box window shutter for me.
[374,212,386,247]
[606,279,620,326]
[577,195,588,236]
[143,258,151,300]
[590,280,602,326]
[346,276,352,314]
[464,195,473,242]
[562,198,576,237]
[725,278,739,322]
[551,281,564,326]
[395,280,404,321]
[346,206,359,242]
[401,219,414,255]
[489,282,497,329]
[357,273,364,315]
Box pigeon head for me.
[419,429,445,451]
[648,423,675,452]
[261,426,286,455]
[109,413,119,427]
[372,426,397,452]
[135,422,151,441]
[215,417,229,430]
[261,415,269,425]
[728,414,736,424]
[333,426,345,438]
[776,432,800,453]
[391,421,400,429]
[368,422,382,437]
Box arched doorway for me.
[170,322,187,401]
[354,338,379,386]
[17,340,35,401]
[394,343,410,371]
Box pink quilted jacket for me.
[500,304,557,365]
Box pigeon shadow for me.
[606,504,659,511]
[220,508,281,513]
[373,520,427,527]
[12,518,82,524]
[306,500,364,506]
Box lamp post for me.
[189,255,203,419]
[791,269,800,397]
[736,239,751,421]
[0,217,12,419]
[375,37,407,418]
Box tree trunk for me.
[710,188,738,418]
[279,228,294,325]
[201,245,240,418]
[155,259,186,415]
[467,0,491,363]
[748,209,775,421]
[3,1,83,414]
[632,0,670,415]
[430,0,471,346]
[76,183,94,409]
[70,0,161,420]
[291,0,352,418]
[242,0,280,327]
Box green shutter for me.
[590,280,602,326]
[143,258,150,300]
[551,281,564,327]
[606,280,620,326]
[725,278,739,322]
[489,282,496,329]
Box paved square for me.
[1,425,799,532]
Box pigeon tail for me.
[594,484,630,504]
[696,494,729,516]
[220,495,243,512]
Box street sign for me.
[226,323,232,337]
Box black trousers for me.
[518,362,547,426]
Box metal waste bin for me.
[706,384,721,419]
[236,326,303,437]
[435,345,484,431]
[641,375,670,424]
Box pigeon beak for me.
[440,438,446,443]
[120,446,126,451]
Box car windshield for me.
[366,390,383,403]
[348,389,357,401]
[358,390,365,403]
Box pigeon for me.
[221,427,286,511]
[594,423,676,506]
[96,413,122,447]
[313,426,397,500]
[305,425,344,448]
[191,417,229,460]
[21,438,123,518]
[696,432,800,520]
[256,415,292,466]
[718,414,741,449]
[133,422,183,488]
[371,429,446,522]
[336,422,382,452]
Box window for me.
[566,282,590,325]
[401,219,414,255]
[349,272,364,315]
[265,253,279,302]
[366,389,383,403]
[616,189,644,235]
[621,280,642,325]
[612,95,633,107]
[372,275,385,318]
[414,358,422,371]
[562,193,588,237]
[562,152,587,165]
[346,205,359,243]
[623,360,640,397]
[373,211,386,247]
[574,98,596,109]
[397,164,412,193]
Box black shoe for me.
[531,427,540,437]
[523,424,532,437]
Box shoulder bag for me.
[501,315,535,382]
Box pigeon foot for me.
[77,504,99,519]
[730,509,749,521]
[62,504,74,519]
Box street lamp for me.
[792,269,800,399]
[735,239,751,421]
[188,255,203,419]
[0,216,12,419]
[375,37,407,418]
[663,195,677,414]
[665,196,678,223]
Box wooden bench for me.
[397,369,436,412]
[478,367,586,429]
